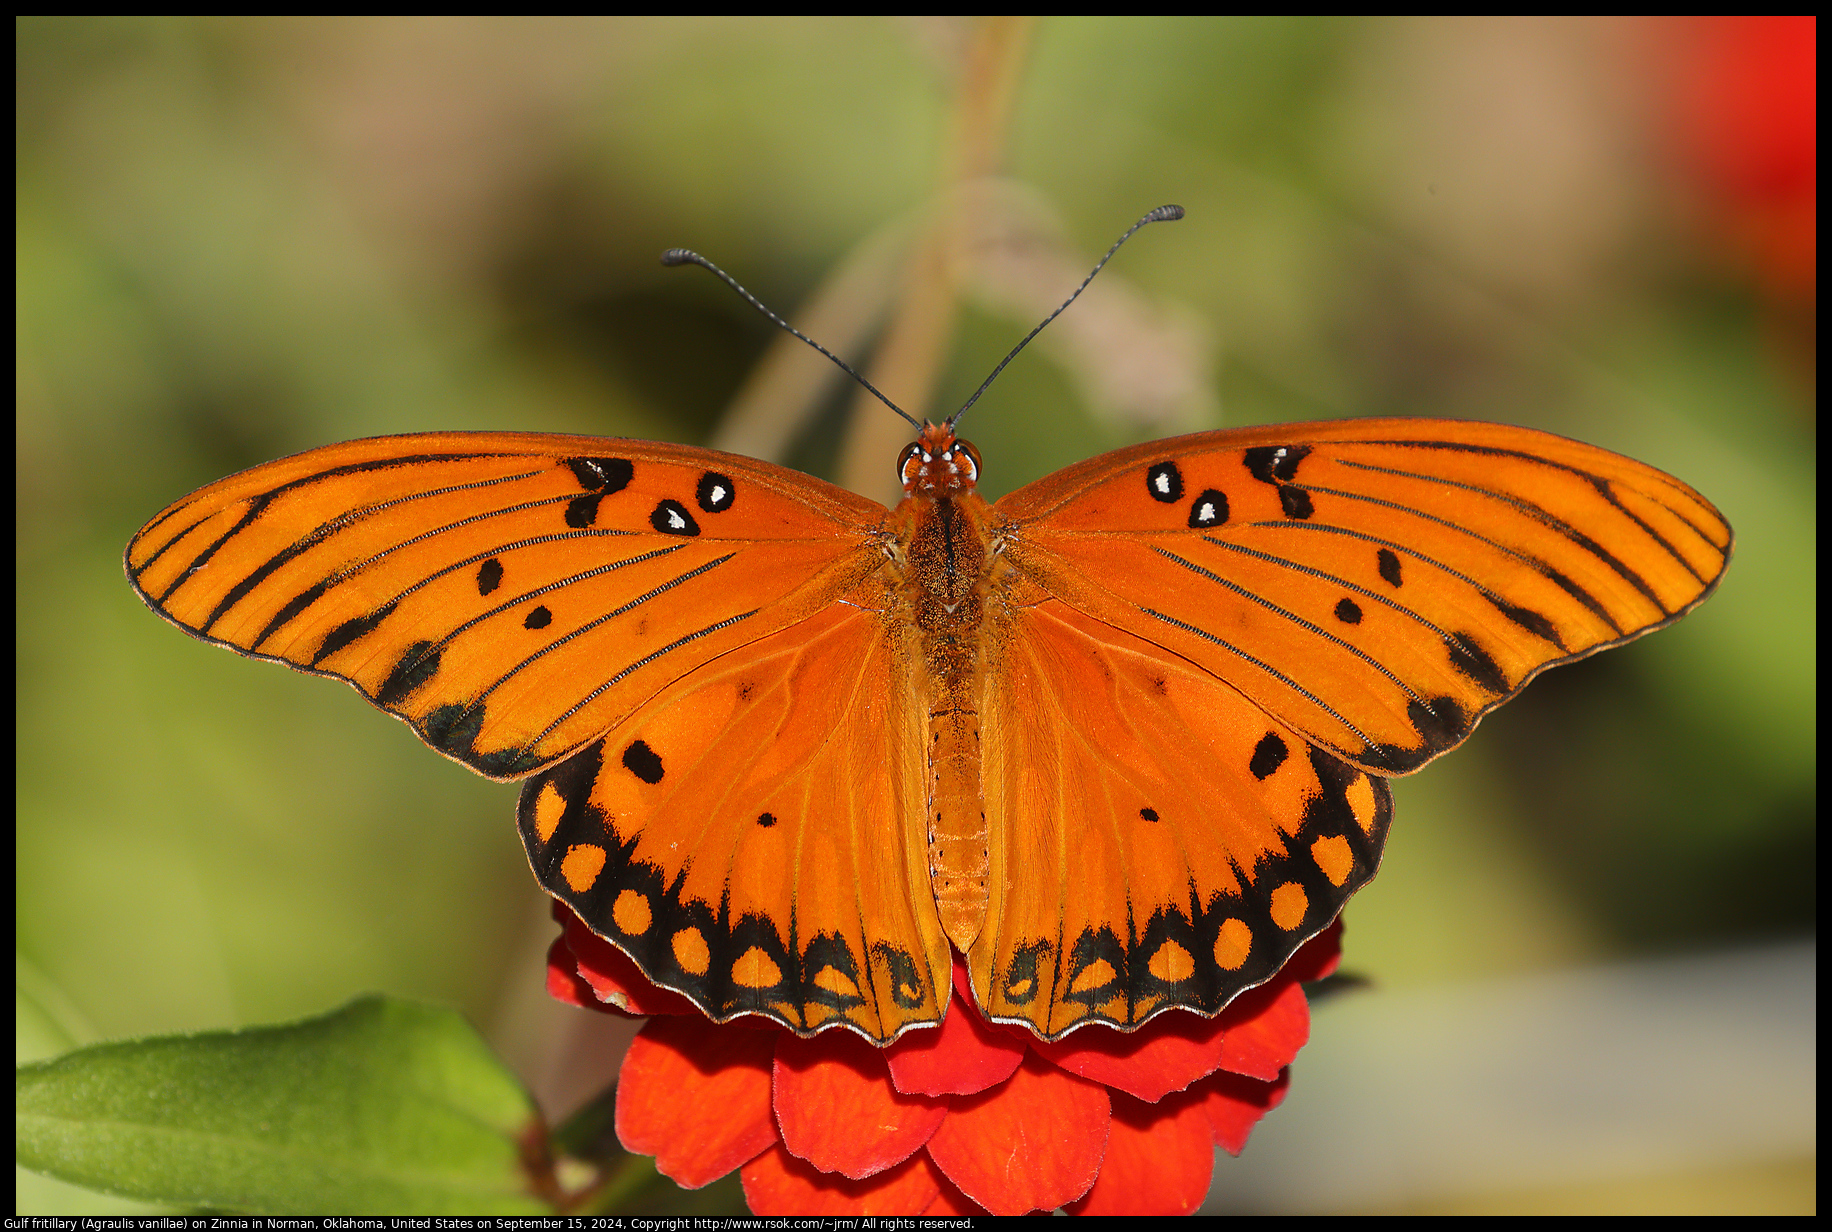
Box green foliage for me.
[17,997,551,1215]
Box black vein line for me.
[529,607,763,751]
[1148,546,1431,706]
[1187,530,1569,653]
[132,450,537,583]
[255,520,654,651]
[450,554,745,736]
[152,455,549,609]
[1331,453,1674,609]
[1334,437,1729,580]
[1272,479,1628,634]
[182,472,560,629]
[1134,605,1380,750]
[386,545,708,683]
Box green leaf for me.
[16,995,553,1214]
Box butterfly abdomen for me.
[902,492,997,951]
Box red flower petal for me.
[557,907,703,1018]
[615,1015,778,1188]
[741,1144,945,1216]
[885,972,1025,1098]
[922,1172,988,1215]
[924,1051,1110,1215]
[1035,925,1334,1098]
[1659,15,1817,298]
[1034,1008,1229,1103]
[1216,979,1309,1081]
[1198,1067,1291,1157]
[545,934,600,1009]
[1665,16,1816,202]
[1064,1089,1214,1216]
[1284,919,1344,983]
[773,1029,947,1179]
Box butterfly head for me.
[899,421,982,498]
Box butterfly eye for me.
[897,442,922,486]
[951,440,981,485]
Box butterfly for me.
[125,213,1732,1045]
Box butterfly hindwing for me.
[518,592,951,1041]
[126,432,888,780]
[972,597,1391,1038]
[996,419,1732,777]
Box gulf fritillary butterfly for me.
[125,212,1731,1046]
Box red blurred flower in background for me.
[547,903,1341,1215]
[1654,15,1815,306]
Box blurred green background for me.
[17,16,1813,1214]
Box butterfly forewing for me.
[996,419,1732,777]
[126,433,889,779]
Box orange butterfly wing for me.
[127,418,1732,1046]
[127,433,888,778]
[996,419,1731,776]
[517,596,949,1040]
[127,432,951,1039]
[973,596,1391,1037]
[969,419,1730,1036]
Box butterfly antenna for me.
[661,248,922,429]
[946,204,1184,430]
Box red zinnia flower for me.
[1655,15,1816,302]
[547,904,1339,1215]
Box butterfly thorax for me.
[894,423,998,951]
